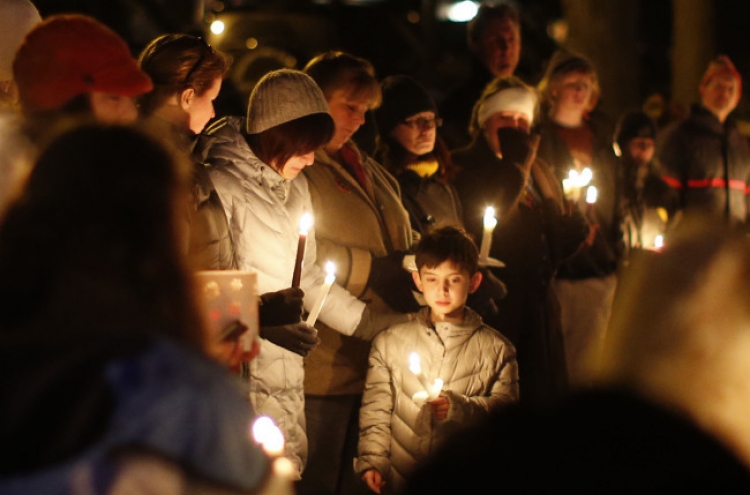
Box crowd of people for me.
[1,0,750,494]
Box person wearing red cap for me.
[12,14,152,125]
[658,55,750,226]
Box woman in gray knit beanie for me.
[203,69,405,477]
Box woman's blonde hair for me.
[537,50,600,115]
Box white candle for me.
[479,207,497,262]
[292,212,313,288]
[252,415,285,457]
[251,416,296,494]
[305,261,336,327]
[429,378,444,401]
[579,167,593,186]
[408,352,433,394]
[585,185,598,204]
[654,235,664,250]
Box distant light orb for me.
[246,37,259,50]
[210,20,225,35]
[446,1,479,23]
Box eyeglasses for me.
[402,117,442,130]
[183,37,212,86]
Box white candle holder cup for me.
[195,270,259,351]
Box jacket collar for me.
[207,116,291,201]
[416,306,484,336]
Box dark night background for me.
[27,0,750,131]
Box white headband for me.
[477,87,538,128]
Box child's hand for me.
[428,395,449,420]
[362,469,385,494]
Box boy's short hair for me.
[415,226,479,275]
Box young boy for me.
[354,226,519,494]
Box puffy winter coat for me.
[354,307,519,493]
[204,116,366,475]
[658,104,750,225]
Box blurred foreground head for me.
[13,14,151,123]
[593,215,750,466]
[0,123,202,348]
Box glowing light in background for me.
[210,19,225,35]
[437,1,480,23]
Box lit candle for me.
[586,185,598,205]
[251,416,295,494]
[479,207,497,263]
[252,415,285,457]
[654,235,664,250]
[305,261,336,327]
[409,352,433,394]
[429,378,444,401]
[579,167,593,186]
[292,212,313,288]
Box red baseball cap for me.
[13,14,153,113]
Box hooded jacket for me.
[203,116,366,475]
[354,307,519,493]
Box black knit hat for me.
[614,110,657,150]
[375,75,437,135]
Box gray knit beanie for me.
[246,69,329,134]
[0,0,41,81]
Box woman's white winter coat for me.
[204,117,366,476]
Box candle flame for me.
[586,185,598,204]
[483,207,497,229]
[580,167,593,186]
[324,261,336,284]
[654,235,664,249]
[408,352,421,374]
[432,378,444,395]
[252,415,285,456]
[299,212,314,235]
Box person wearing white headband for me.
[453,75,589,408]
[471,82,538,160]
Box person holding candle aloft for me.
[355,226,519,494]
[535,50,625,389]
[452,75,588,407]
[203,69,407,478]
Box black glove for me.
[368,251,422,313]
[496,127,539,169]
[260,322,320,357]
[259,287,304,327]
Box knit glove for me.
[260,322,320,357]
[258,287,304,327]
[368,251,422,313]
